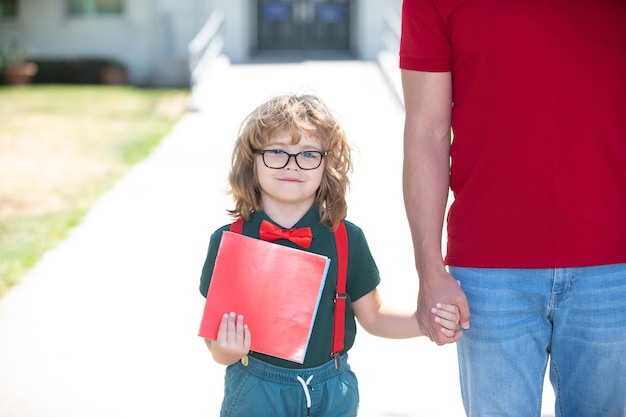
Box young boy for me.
[200,94,460,416]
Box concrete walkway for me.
[0,57,555,417]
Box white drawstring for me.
[296,375,313,417]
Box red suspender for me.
[230,218,244,234]
[229,218,348,368]
[331,221,348,368]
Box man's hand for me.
[418,271,470,345]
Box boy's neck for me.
[261,201,314,229]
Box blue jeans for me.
[450,264,626,417]
[220,354,359,417]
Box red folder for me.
[198,231,330,363]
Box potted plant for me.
[100,61,127,85]
[1,41,38,85]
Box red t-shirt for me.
[400,0,626,268]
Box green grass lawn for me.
[0,85,187,296]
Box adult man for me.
[400,1,626,416]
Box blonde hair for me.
[227,94,352,227]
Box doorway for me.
[257,0,351,52]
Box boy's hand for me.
[431,303,461,338]
[210,312,251,365]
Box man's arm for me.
[401,69,470,345]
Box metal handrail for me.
[188,8,225,87]
[382,6,401,53]
[379,4,403,107]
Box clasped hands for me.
[207,303,462,365]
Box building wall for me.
[2,0,152,85]
[1,0,392,86]
[0,0,214,86]
[152,0,216,85]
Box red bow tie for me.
[259,220,313,248]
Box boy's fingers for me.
[243,324,251,350]
[216,313,229,341]
[432,306,460,322]
[434,315,456,330]
[236,314,245,344]
[439,326,455,337]
[226,312,237,341]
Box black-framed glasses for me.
[253,149,328,170]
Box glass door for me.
[257,0,350,51]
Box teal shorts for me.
[220,354,359,417]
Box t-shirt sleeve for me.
[345,222,381,302]
[399,0,451,72]
[199,225,229,297]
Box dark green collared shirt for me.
[199,206,381,368]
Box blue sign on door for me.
[316,4,346,23]
[262,3,291,21]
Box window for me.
[0,0,18,18]
[67,0,124,17]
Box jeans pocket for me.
[221,365,258,417]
